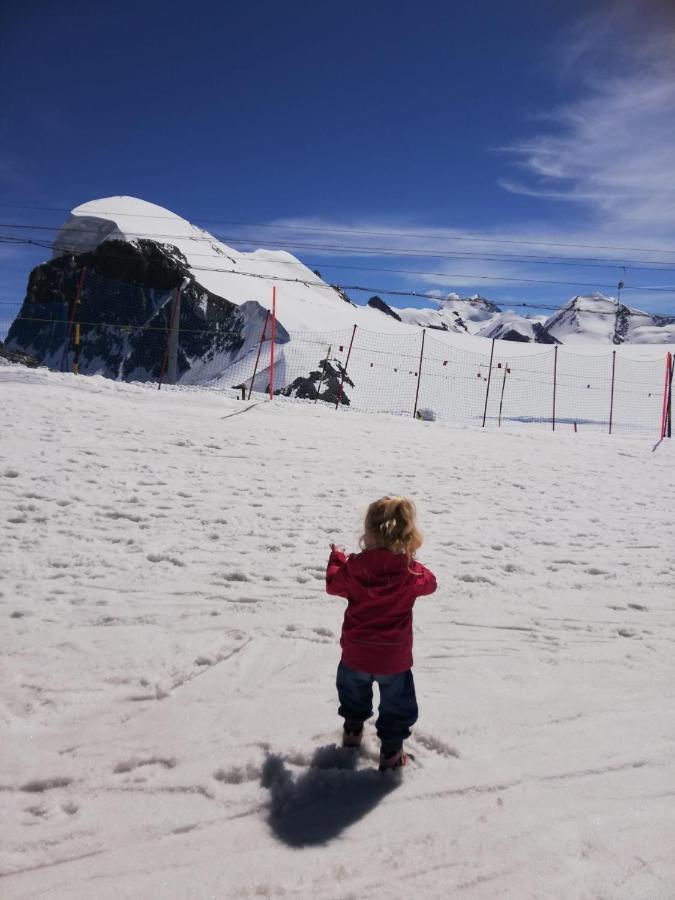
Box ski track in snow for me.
[1,367,674,900]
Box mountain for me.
[4,197,405,393]
[542,293,675,345]
[372,293,502,334]
[5,197,675,397]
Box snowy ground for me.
[1,366,674,900]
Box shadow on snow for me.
[261,743,400,847]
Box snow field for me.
[1,366,674,899]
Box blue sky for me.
[2,0,675,336]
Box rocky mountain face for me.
[5,195,674,406]
[5,239,284,383]
[542,294,675,345]
[0,342,40,367]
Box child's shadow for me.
[261,744,401,847]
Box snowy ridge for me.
[53,197,675,347]
[55,197,412,336]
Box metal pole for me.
[663,351,673,439]
[668,353,673,437]
[413,328,426,418]
[660,352,671,439]
[481,339,495,428]
[248,309,270,399]
[668,353,673,438]
[314,344,332,403]
[61,266,87,373]
[73,323,81,374]
[552,346,558,431]
[166,281,184,385]
[158,282,182,390]
[498,363,508,427]
[269,286,276,400]
[608,350,616,434]
[335,325,357,409]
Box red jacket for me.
[326,547,437,675]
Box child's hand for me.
[330,543,345,554]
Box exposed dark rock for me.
[367,296,401,321]
[499,329,531,343]
[612,304,633,344]
[532,323,561,344]
[0,341,41,368]
[4,239,268,382]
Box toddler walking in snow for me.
[326,496,437,771]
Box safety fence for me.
[209,325,672,437]
[5,268,673,438]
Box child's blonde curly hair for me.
[360,496,423,558]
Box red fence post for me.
[335,324,357,409]
[412,328,426,418]
[248,309,270,399]
[608,350,616,434]
[269,286,276,400]
[481,339,495,427]
[552,345,558,431]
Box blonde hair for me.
[360,496,423,558]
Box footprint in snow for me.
[20,776,73,793]
[113,757,177,774]
[147,553,184,567]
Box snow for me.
[55,198,414,335]
[1,365,674,899]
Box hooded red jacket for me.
[326,547,437,675]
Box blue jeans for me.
[336,661,418,753]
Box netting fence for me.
[6,268,673,438]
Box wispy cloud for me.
[248,6,675,314]
[500,4,675,238]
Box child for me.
[326,495,437,771]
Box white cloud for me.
[500,10,675,240]
[247,10,675,314]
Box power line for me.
[1,202,675,256]
[4,241,675,304]
[4,234,675,282]
[0,226,675,296]
[3,221,675,270]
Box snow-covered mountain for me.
[368,290,675,346]
[541,293,675,346]
[371,293,501,334]
[5,196,675,395]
